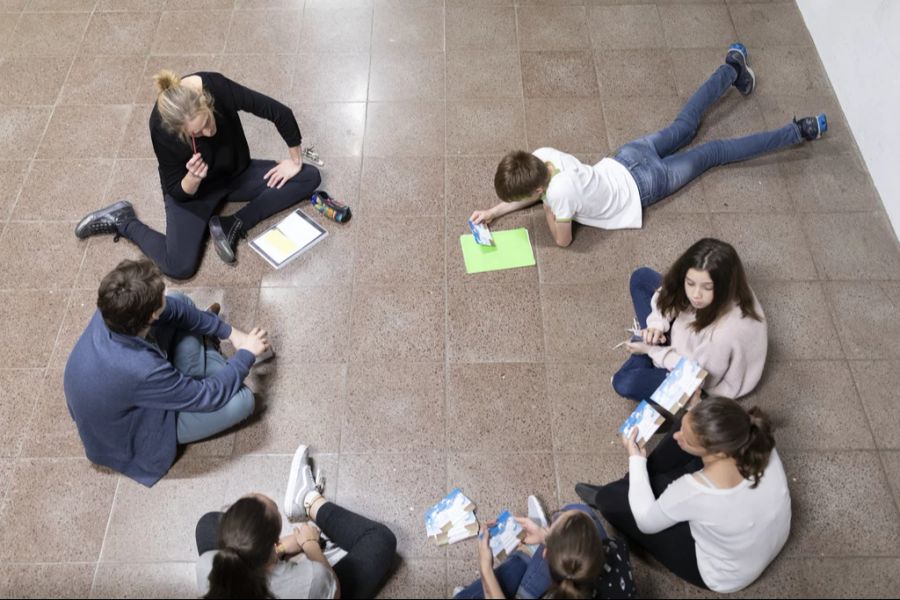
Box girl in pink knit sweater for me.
[614,238,768,401]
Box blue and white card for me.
[488,510,525,560]
[650,358,706,412]
[619,400,665,447]
[468,219,495,246]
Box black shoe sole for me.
[208,217,236,264]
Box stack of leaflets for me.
[424,488,479,546]
[650,358,707,414]
[620,358,708,446]
[488,511,525,561]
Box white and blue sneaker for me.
[525,495,549,554]
[725,43,756,96]
[794,113,828,141]
[284,444,324,522]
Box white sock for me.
[303,490,322,511]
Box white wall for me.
[797,0,900,235]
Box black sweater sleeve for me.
[209,72,302,149]
[150,122,193,203]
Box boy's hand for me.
[642,328,667,345]
[230,326,270,357]
[470,208,495,225]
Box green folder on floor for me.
[460,228,536,274]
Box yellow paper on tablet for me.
[255,228,301,264]
[249,209,329,269]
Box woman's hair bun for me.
[153,69,181,95]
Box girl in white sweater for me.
[576,397,791,593]
[613,238,767,402]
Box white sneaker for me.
[284,444,317,522]
[526,495,549,554]
[527,494,549,528]
[320,533,349,566]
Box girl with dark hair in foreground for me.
[577,397,791,594]
[195,445,396,599]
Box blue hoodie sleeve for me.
[132,349,255,413]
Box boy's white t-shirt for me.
[532,147,642,230]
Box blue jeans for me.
[614,64,803,207]
[151,293,255,444]
[454,504,606,600]
[612,268,669,402]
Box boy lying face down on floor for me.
[470,44,826,248]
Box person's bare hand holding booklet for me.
[250,209,328,269]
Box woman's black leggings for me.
[196,501,397,600]
[592,429,709,589]
[123,159,321,279]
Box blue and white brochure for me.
[425,488,478,545]
[650,358,706,413]
[468,219,495,246]
[619,400,665,447]
[488,510,525,560]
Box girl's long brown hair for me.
[656,238,761,332]
[544,511,605,599]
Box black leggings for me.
[592,430,709,589]
[123,159,321,279]
[196,502,397,600]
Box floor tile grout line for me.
[442,0,451,492]
[90,475,122,594]
[514,3,528,151]
[7,0,101,381]
[335,0,376,459]
[875,451,900,524]
[845,361,900,520]
[12,365,50,460]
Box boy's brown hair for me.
[494,150,550,201]
[97,259,166,336]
